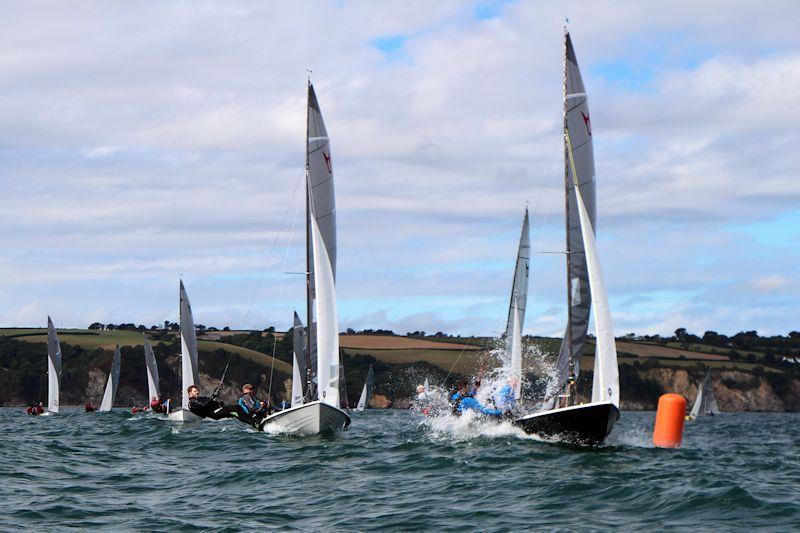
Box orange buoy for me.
[652,393,686,448]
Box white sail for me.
[291,352,304,407]
[99,345,122,412]
[355,366,374,412]
[571,164,619,408]
[179,280,200,410]
[424,377,430,394]
[556,30,596,387]
[46,316,62,413]
[311,214,339,408]
[510,299,523,399]
[689,381,703,419]
[505,208,530,343]
[143,337,160,401]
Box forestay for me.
[555,30,596,387]
[179,280,200,410]
[143,337,160,400]
[99,345,122,412]
[46,316,62,413]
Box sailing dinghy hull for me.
[513,401,619,446]
[167,409,202,423]
[258,400,350,436]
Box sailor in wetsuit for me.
[186,385,248,421]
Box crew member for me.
[451,380,501,417]
[238,383,270,422]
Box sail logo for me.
[323,151,332,173]
[581,112,591,136]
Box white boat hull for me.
[167,409,202,422]
[259,400,350,436]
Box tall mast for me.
[562,25,575,396]
[305,76,314,399]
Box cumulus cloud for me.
[0,1,798,335]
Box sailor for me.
[35,402,45,415]
[494,378,518,414]
[84,402,95,412]
[238,384,270,421]
[186,385,245,421]
[451,381,501,417]
[149,396,161,411]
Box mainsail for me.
[46,316,62,413]
[555,30,596,389]
[143,337,160,401]
[179,280,200,410]
[356,365,374,412]
[291,352,304,407]
[305,82,337,375]
[292,310,308,398]
[99,345,122,412]
[505,208,530,343]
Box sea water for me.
[1,408,798,530]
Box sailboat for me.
[143,337,161,403]
[167,280,202,422]
[45,316,62,414]
[258,81,351,436]
[512,29,620,445]
[98,345,122,412]
[290,311,305,407]
[688,369,719,420]
[504,208,530,398]
[355,365,374,412]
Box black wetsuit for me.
[188,396,256,425]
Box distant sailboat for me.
[356,365,374,412]
[99,345,121,412]
[504,208,530,399]
[291,311,305,407]
[688,369,719,419]
[258,80,351,435]
[513,29,620,445]
[143,337,160,402]
[46,316,62,414]
[167,280,202,422]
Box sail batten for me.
[46,316,62,413]
[99,345,121,412]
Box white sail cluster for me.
[690,369,720,419]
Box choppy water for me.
[2,408,799,530]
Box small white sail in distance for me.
[143,337,160,401]
[689,381,703,419]
[291,352,304,407]
[99,345,122,412]
[356,366,373,412]
[46,316,62,413]
[567,131,620,408]
[311,214,339,408]
[510,298,523,399]
[179,280,200,410]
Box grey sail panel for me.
[143,337,160,400]
[702,369,720,415]
[555,30,596,387]
[307,83,337,282]
[505,208,531,343]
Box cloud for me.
[0,1,798,336]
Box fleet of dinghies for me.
[24,30,676,447]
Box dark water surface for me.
[2,408,798,530]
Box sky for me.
[1,0,799,337]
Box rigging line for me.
[240,171,305,330]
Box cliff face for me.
[618,368,800,412]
